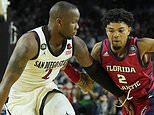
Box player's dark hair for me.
[102,8,134,27]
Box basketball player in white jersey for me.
[0,1,132,115]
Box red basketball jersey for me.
[101,37,154,100]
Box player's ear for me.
[128,26,132,35]
[129,27,132,32]
[105,27,108,32]
[56,18,62,27]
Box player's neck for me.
[47,25,66,48]
[112,48,126,58]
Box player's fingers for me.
[129,105,135,115]
[124,107,129,114]
[125,105,134,115]
[126,109,132,115]
[124,107,132,115]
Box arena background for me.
[1,0,154,80]
[0,0,154,114]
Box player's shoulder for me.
[73,36,87,48]
[10,31,39,61]
[92,41,102,52]
[73,36,89,56]
[137,37,152,43]
[18,31,35,40]
[73,36,85,44]
[136,37,154,53]
[136,37,154,49]
[17,31,38,46]
[16,31,39,55]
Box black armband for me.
[83,61,124,97]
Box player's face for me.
[59,9,80,38]
[106,22,131,52]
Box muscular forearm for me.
[83,60,125,97]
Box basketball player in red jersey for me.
[91,8,154,115]
[0,2,132,115]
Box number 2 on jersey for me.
[117,74,127,84]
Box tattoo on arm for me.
[3,33,35,83]
[8,58,26,76]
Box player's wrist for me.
[76,73,94,92]
[118,94,126,104]
[63,63,80,83]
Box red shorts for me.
[122,89,154,115]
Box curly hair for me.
[102,8,134,27]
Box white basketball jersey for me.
[10,26,73,92]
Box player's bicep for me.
[144,38,154,52]
[1,32,38,87]
[73,36,93,67]
[91,42,102,63]
[138,38,154,54]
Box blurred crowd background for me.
[0,0,154,115]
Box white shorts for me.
[6,86,75,115]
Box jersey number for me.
[42,69,52,79]
[117,74,127,84]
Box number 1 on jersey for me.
[42,69,52,79]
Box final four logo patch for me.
[129,45,136,56]
[129,45,136,53]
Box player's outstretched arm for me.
[91,42,135,115]
[63,63,94,92]
[0,32,38,112]
[73,36,124,97]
